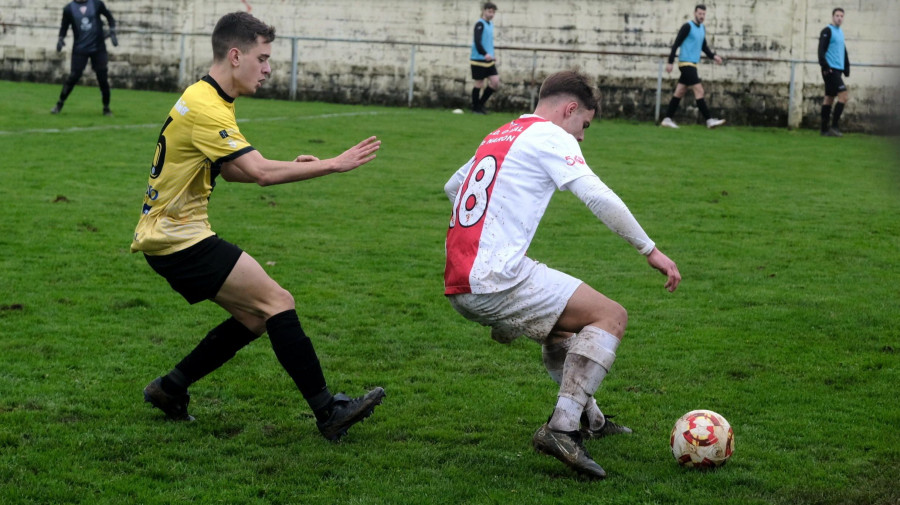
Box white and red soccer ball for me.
[670,409,734,468]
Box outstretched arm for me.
[220,136,380,186]
[567,175,654,254]
[567,175,680,291]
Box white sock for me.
[541,337,572,385]
[550,327,619,432]
[584,397,605,431]
[549,396,583,432]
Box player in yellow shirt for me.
[133,11,384,440]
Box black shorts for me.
[677,65,701,86]
[822,69,847,96]
[471,62,498,80]
[144,236,243,304]
[70,49,108,77]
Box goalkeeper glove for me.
[56,37,65,52]
[109,29,118,47]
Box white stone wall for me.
[1,0,898,130]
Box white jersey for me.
[444,115,595,295]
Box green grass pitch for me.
[0,80,898,504]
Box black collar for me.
[201,74,235,103]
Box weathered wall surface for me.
[1,0,898,131]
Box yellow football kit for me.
[131,75,255,256]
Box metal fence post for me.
[178,33,186,88]
[530,50,538,110]
[787,60,798,129]
[408,45,417,108]
[290,37,299,101]
[655,60,663,122]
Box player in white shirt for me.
[443,70,681,479]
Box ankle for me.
[548,400,581,432]
[309,388,334,422]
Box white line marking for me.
[0,111,383,136]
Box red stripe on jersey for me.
[444,116,546,294]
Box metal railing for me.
[6,24,899,128]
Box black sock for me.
[665,96,681,119]
[266,310,333,418]
[821,104,832,132]
[166,318,259,393]
[697,98,711,120]
[479,87,495,108]
[832,102,844,130]
[160,368,189,396]
[472,88,481,110]
[58,83,74,103]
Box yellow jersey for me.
[131,75,255,255]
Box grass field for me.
[0,80,898,505]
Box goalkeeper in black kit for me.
[51,0,118,116]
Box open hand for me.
[331,136,381,173]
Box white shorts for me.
[447,261,582,344]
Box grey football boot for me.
[317,387,386,441]
[580,412,633,439]
[143,377,195,421]
[532,423,607,479]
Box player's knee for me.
[599,300,627,338]
[268,287,295,316]
[253,285,296,321]
[611,302,628,328]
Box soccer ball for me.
[670,409,734,468]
